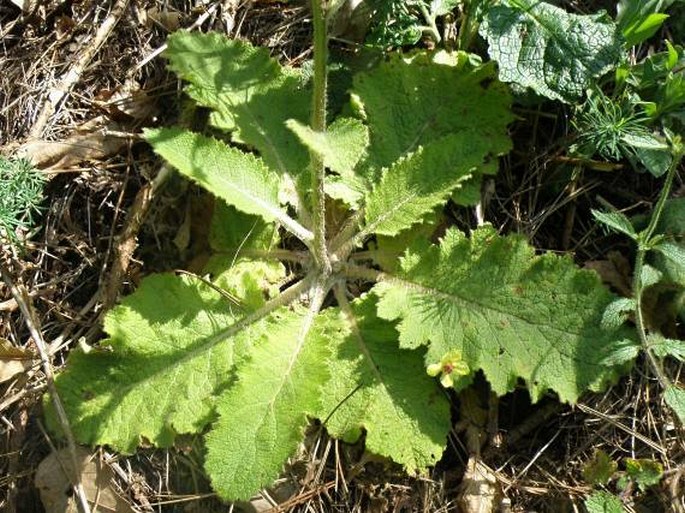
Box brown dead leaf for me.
[0,339,36,383]
[35,447,135,513]
[145,7,182,32]
[584,250,633,297]
[95,79,156,122]
[16,117,129,171]
[457,457,502,513]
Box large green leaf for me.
[352,52,512,175]
[373,226,635,403]
[362,132,494,237]
[480,0,623,102]
[165,31,310,176]
[319,296,451,472]
[52,273,261,452]
[144,128,310,241]
[204,307,331,500]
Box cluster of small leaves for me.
[51,17,636,505]
[583,450,665,513]
[364,0,459,47]
[0,156,45,245]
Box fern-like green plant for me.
[0,156,45,246]
[50,1,636,501]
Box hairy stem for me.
[309,0,332,275]
[633,151,682,390]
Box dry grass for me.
[0,1,683,512]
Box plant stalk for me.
[310,0,332,276]
[633,151,682,390]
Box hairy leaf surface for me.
[204,307,331,500]
[319,297,450,472]
[363,132,494,237]
[374,226,634,403]
[352,52,513,175]
[165,31,309,176]
[53,273,262,452]
[144,128,287,225]
[286,117,369,177]
[480,0,623,102]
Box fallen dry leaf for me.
[584,250,633,297]
[457,456,502,513]
[16,118,129,172]
[35,447,135,513]
[0,338,36,383]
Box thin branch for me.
[29,0,130,138]
[0,262,92,513]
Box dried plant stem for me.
[29,0,130,138]
[0,262,92,513]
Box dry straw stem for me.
[0,260,91,513]
[29,0,130,139]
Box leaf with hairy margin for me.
[204,307,332,500]
[319,296,450,473]
[144,128,308,242]
[363,132,493,237]
[373,225,635,403]
[51,271,268,452]
[479,0,623,102]
[165,31,310,176]
[351,51,513,176]
[286,117,369,177]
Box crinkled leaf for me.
[585,491,625,513]
[647,334,685,361]
[664,385,685,424]
[583,450,618,485]
[599,338,641,366]
[374,212,441,273]
[319,296,450,472]
[592,209,637,239]
[374,226,634,403]
[480,0,623,102]
[144,128,304,237]
[286,117,369,177]
[52,273,259,452]
[363,132,495,237]
[640,263,663,289]
[204,307,331,500]
[624,458,663,491]
[352,52,512,174]
[601,297,636,331]
[165,31,309,176]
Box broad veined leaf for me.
[373,226,635,403]
[363,131,496,237]
[286,117,369,177]
[204,307,333,500]
[352,51,513,174]
[319,296,450,473]
[480,0,623,102]
[165,31,310,176]
[144,128,310,241]
[52,272,264,452]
